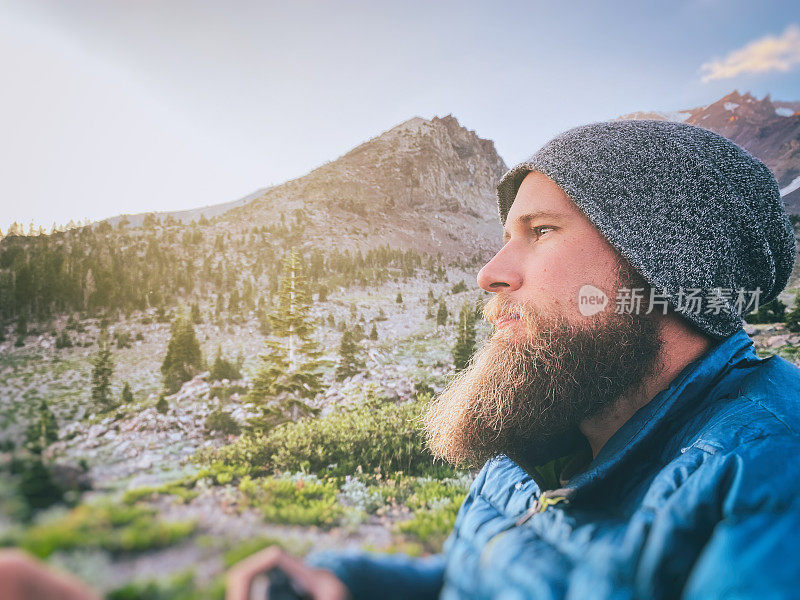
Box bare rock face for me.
[217,115,508,262]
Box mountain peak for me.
[217,115,508,260]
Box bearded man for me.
[4,120,800,600]
[227,120,800,599]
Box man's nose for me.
[477,244,523,293]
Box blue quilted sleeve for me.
[305,549,446,600]
[681,436,800,599]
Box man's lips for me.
[495,316,521,328]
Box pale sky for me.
[1,0,798,230]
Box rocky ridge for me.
[212,115,507,262]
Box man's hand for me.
[0,549,101,600]
[226,546,350,600]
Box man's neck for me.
[579,316,715,459]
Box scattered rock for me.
[767,334,790,348]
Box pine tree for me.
[747,298,786,324]
[210,344,242,381]
[436,300,448,327]
[335,330,366,381]
[91,325,114,409]
[25,399,59,454]
[228,288,240,314]
[15,312,27,346]
[257,307,272,336]
[160,311,204,394]
[369,323,378,340]
[16,454,64,513]
[785,291,800,332]
[353,322,365,341]
[16,312,27,337]
[55,330,72,349]
[247,249,325,428]
[396,292,403,304]
[121,381,134,404]
[155,305,168,323]
[453,302,478,372]
[190,302,202,324]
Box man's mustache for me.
[482,294,540,329]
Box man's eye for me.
[503,226,554,244]
[532,226,555,237]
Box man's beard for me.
[423,264,665,469]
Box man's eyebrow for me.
[503,211,566,238]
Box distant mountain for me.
[618,90,800,212]
[103,187,270,228]
[95,115,507,262]
[211,115,507,261]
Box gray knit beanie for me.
[496,119,797,341]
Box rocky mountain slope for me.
[618,90,800,211]
[212,115,507,261]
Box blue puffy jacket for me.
[307,329,800,598]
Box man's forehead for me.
[505,172,577,224]
[507,209,567,225]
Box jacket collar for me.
[514,328,760,494]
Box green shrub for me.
[122,480,199,505]
[107,570,224,600]
[379,474,471,552]
[238,475,342,527]
[396,498,462,552]
[208,393,452,478]
[399,475,471,511]
[223,535,310,567]
[194,462,253,486]
[114,331,132,349]
[778,345,800,359]
[205,410,241,436]
[339,477,384,513]
[451,280,468,294]
[19,502,196,558]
